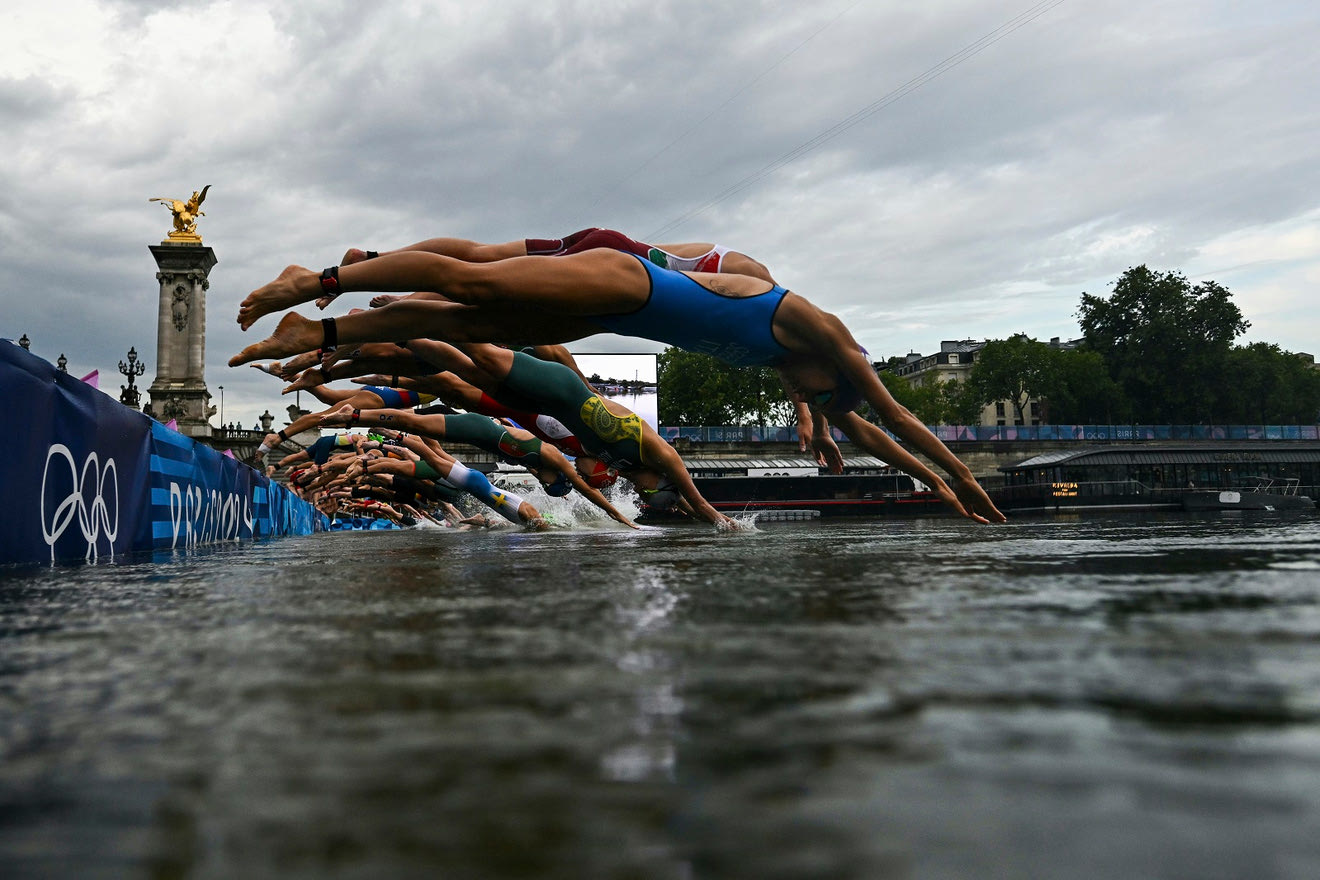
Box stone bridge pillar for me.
[146,242,218,437]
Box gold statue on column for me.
[150,185,211,242]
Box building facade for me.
[883,337,1081,427]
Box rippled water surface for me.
[5,512,1320,879]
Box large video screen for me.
[571,353,659,429]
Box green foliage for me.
[963,335,1053,422]
[873,371,979,425]
[657,264,1319,428]
[1078,266,1248,423]
[657,348,795,426]
[1037,348,1130,424]
[1218,343,1320,424]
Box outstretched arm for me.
[640,433,735,528]
[784,303,1005,523]
[830,412,982,522]
[779,370,841,472]
[537,444,637,529]
[833,400,1003,523]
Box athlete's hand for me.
[952,476,1006,524]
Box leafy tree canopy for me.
[1078,265,1249,423]
[657,348,794,426]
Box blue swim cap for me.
[544,472,572,497]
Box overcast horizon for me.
[4,1,1318,429]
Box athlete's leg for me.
[719,252,776,284]
[230,299,603,366]
[238,248,647,330]
[302,385,358,407]
[321,403,449,439]
[342,237,527,267]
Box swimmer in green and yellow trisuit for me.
[281,337,635,499]
[455,344,733,527]
[315,341,731,526]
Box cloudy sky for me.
[4,0,1318,429]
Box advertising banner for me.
[2,341,324,567]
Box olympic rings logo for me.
[41,444,120,562]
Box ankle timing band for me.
[319,266,341,299]
[321,318,338,352]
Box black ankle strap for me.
[321,317,338,352]
[319,266,341,299]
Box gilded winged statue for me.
[150,184,211,236]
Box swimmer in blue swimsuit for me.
[234,246,1006,524]
[262,229,826,459]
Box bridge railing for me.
[658,424,1320,443]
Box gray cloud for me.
[5,0,1319,428]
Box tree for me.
[1077,266,1248,423]
[1037,348,1130,424]
[963,335,1054,423]
[943,377,987,425]
[1219,343,1320,424]
[657,348,794,426]
[870,371,980,425]
[875,371,944,424]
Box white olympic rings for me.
[40,444,119,562]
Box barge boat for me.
[994,444,1320,513]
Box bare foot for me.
[370,294,404,308]
[238,265,319,331]
[250,361,283,377]
[282,368,327,395]
[277,351,320,380]
[341,247,371,266]
[228,312,323,367]
[319,403,358,428]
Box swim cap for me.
[582,459,619,489]
[643,487,681,510]
[544,472,572,497]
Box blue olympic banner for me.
[2,340,326,566]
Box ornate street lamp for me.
[57,353,68,373]
[119,346,145,409]
[18,334,30,351]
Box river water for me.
[4,510,1320,879]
